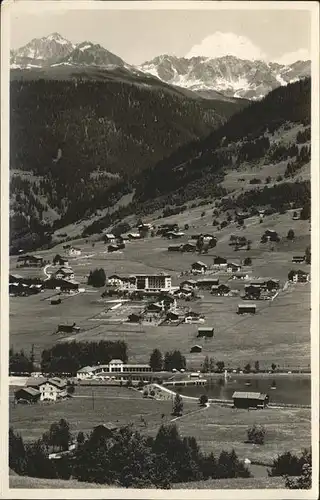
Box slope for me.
[9,67,248,252]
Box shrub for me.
[199,394,208,406]
[247,425,266,445]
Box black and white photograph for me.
[1,0,319,497]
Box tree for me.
[9,348,33,374]
[199,394,208,407]
[244,363,251,373]
[287,229,295,240]
[77,431,85,446]
[247,425,266,445]
[268,449,311,477]
[164,351,186,372]
[202,356,210,373]
[149,349,163,372]
[216,361,225,373]
[254,361,260,373]
[184,224,189,230]
[285,463,312,489]
[9,428,27,475]
[305,245,311,264]
[244,257,252,266]
[87,268,106,287]
[67,384,75,395]
[172,393,183,416]
[271,363,277,371]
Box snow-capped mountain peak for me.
[11,33,75,68]
[137,54,310,100]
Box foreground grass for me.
[9,475,285,489]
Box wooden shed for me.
[232,391,269,409]
[237,304,256,315]
[197,327,214,338]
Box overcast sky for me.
[10,6,311,65]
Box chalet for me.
[237,304,256,315]
[290,270,310,283]
[196,278,219,289]
[232,271,251,280]
[63,244,71,250]
[261,230,280,243]
[292,255,305,264]
[103,233,116,244]
[232,391,269,409]
[14,387,41,404]
[108,274,136,290]
[211,284,230,296]
[197,326,214,338]
[213,256,227,268]
[57,322,80,334]
[182,242,196,252]
[25,377,68,402]
[190,345,202,353]
[227,262,242,273]
[128,233,142,240]
[180,279,197,289]
[54,267,75,280]
[37,378,68,402]
[53,254,69,266]
[191,261,208,274]
[17,255,44,267]
[265,279,280,290]
[168,245,183,252]
[92,423,118,438]
[67,247,81,256]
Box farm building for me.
[180,279,197,289]
[197,327,214,338]
[292,255,306,263]
[237,304,256,315]
[211,284,230,296]
[196,278,219,289]
[67,247,81,256]
[190,345,202,353]
[54,267,75,280]
[60,280,79,292]
[53,254,69,266]
[185,311,203,323]
[57,322,80,334]
[14,387,41,404]
[191,261,208,274]
[168,245,182,252]
[261,230,280,243]
[232,391,269,409]
[17,255,44,267]
[103,233,116,244]
[227,262,242,273]
[145,302,164,313]
[166,311,180,322]
[165,231,184,239]
[92,423,119,438]
[24,377,68,402]
[244,285,261,300]
[289,270,310,283]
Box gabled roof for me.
[198,326,214,331]
[192,261,207,267]
[46,377,67,389]
[15,387,40,397]
[232,391,267,400]
[77,366,95,373]
[238,303,256,308]
[94,422,118,431]
[109,359,123,364]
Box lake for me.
[177,375,311,405]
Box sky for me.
[9,6,311,65]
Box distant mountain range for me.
[11,33,311,100]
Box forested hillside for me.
[10,69,249,252]
[81,78,311,237]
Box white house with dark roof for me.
[191,261,208,274]
[54,267,75,281]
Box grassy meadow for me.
[10,205,311,370]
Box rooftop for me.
[232,391,268,400]
[16,387,40,397]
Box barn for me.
[197,327,214,338]
[232,391,269,409]
[237,304,256,315]
[190,345,202,353]
[14,387,41,404]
